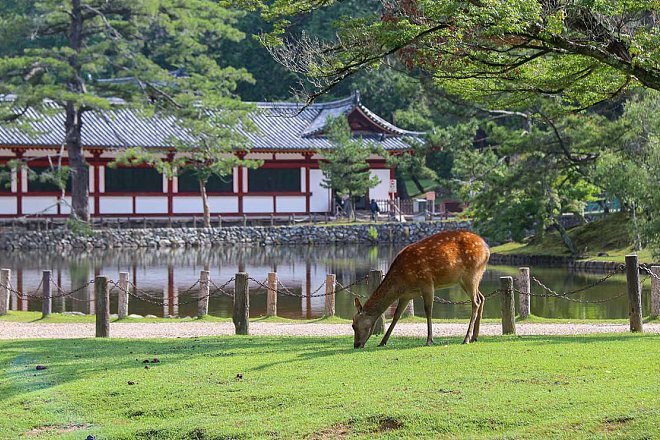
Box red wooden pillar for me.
[166,152,174,216]
[15,150,23,216]
[303,152,312,214]
[236,152,246,215]
[92,150,102,217]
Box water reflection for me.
[0,245,650,319]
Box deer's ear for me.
[354,297,363,313]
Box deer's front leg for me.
[422,288,434,346]
[379,298,409,346]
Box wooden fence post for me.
[95,276,110,337]
[233,272,249,335]
[41,270,52,318]
[118,272,129,319]
[625,255,643,332]
[266,272,277,317]
[368,270,385,334]
[324,274,336,316]
[0,268,10,316]
[517,267,530,319]
[500,276,516,335]
[198,270,210,317]
[651,265,660,320]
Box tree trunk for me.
[631,204,642,251]
[199,179,211,228]
[65,0,89,222]
[65,103,89,222]
[552,216,578,256]
[345,197,355,221]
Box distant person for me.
[369,199,380,221]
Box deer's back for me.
[389,230,489,286]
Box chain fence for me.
[0,261,655,312]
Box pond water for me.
[0,244,651,320]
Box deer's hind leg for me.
[460,277,483,344]
[471,291,485,342]
[470,265,488,342]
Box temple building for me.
[0,92,423,219]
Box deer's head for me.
[352,298,375,348]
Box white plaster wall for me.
[242,167,248,192]
[309,169,330,212]
[89,166,94,193]
[10,169,16,192]
[0,197,17,214]
[162,174,169,193]
[246,153,271,159]
[21,168,27,192]
[369,169,391,200]
[22,197,59,214]
[233,167,239,193]
[173,197,202,213]
[208,196,239,213]
[276,196,306,213]
[100,197,132,214]
[274,153,305,160]
[99,166,105,193]
[58,197,95,215]
[244,196,273,213]
[135,196,167,214]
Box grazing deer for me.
[352,230,490,348]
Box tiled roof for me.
[0,92,423,151]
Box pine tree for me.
[0,0,251,222]
[318,117,382,220]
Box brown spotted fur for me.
[352,230,490,347]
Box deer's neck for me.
[363,276,400,318]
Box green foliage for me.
[261,1,659,109]
[65,216,92,236]
[0,0,253,220]
[0,335,658,438]
[367,225,378,241]
[318,117,383,219]
[593,90,660,256]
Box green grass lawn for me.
[0,334,658,439]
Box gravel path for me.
[1,321,658,340]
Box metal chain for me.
[335,276,369,298]
[640,265,660,282]
[529,264,625,298]
[433,288,502,305]
[50,278,96,299]
[0,278,44,299]
[208,277,236,298]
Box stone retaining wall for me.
[489,253,628,273]
[0,221,473,251]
